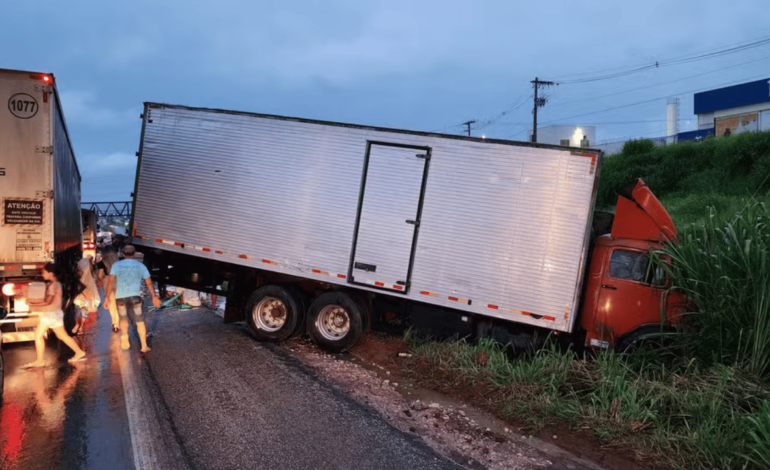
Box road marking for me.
[117,345,161,470]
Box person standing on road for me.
[23,263,86,367]
[109,245,161,352]
[73,257,100,335]
[97,246,120,332]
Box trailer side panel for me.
[52,91,82,254]
[133,104,600,333]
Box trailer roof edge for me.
[143,102,602,155]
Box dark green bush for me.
[598,131,770,208]
[622,138,656,155]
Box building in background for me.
[527,125,596,147]
[694,77,770,136]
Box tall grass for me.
[407,338,770,469]
[655,199,770,378]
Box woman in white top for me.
[23,262,86,367]
[72,257,100,335]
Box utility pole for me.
[531,77,554,143]
[461,120,476,137]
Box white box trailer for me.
[131,103,601,351]
[0,69,82,341]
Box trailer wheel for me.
[246,285,303,342]
[307,291,366,353]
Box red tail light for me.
[83,242,95,250]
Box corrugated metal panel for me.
[52,90,82,253]
[133,104,600,333]
[0,71,54,265]
[352,144,427,291]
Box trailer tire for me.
[246,285,303,342]
[307,291,365,353]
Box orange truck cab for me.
[580,179,688,350]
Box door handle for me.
[405,220,419,226]
[601,284,617,290]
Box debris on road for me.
[285,335,590,470]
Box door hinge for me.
[35,190,53,198]
[36,146,53,154]
[34,85,53,93]
[405,219,419,226]
[416,153,430,160]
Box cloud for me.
[79,152,137,178]
[102,34,157,69]
[79,152,137,201]
[59,91,140,127]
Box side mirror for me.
[0,306,7,320]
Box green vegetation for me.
[598,131,770,226]
[656,200,770,378]
[404,132,770,468]
[406,338,770,469]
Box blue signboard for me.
[694,78,770,115]
[678,128,715,142]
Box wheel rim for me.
[316,305,350,341]
[253,297,287,332]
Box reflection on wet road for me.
[0,301,132,470]
[1,297,459,469]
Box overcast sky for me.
[1,0,768,201]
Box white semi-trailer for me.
[0,68,82,342]
[130,103,686,353]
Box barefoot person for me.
[23,263,86,367]
[109,245,161,352]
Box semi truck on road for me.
[0,68,82,342]
[130,103,686,352]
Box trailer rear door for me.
[350,143,429,292]
[0,71,53,265]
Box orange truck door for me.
[586,245,666,348]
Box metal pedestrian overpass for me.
[81,201,133,218]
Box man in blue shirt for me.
[109,245,161,352]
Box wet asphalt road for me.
[0,299,462,470]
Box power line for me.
[551,34,770,84]
[538,71,770,128]
[552,30,770,82]
[474,93,531,131]
[553,53,770,109]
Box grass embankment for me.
[405,132,770,469]
[597,131,770,226]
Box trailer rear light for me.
[42,75,50,83]
[83,242,95,250]
[2,283,15,296]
